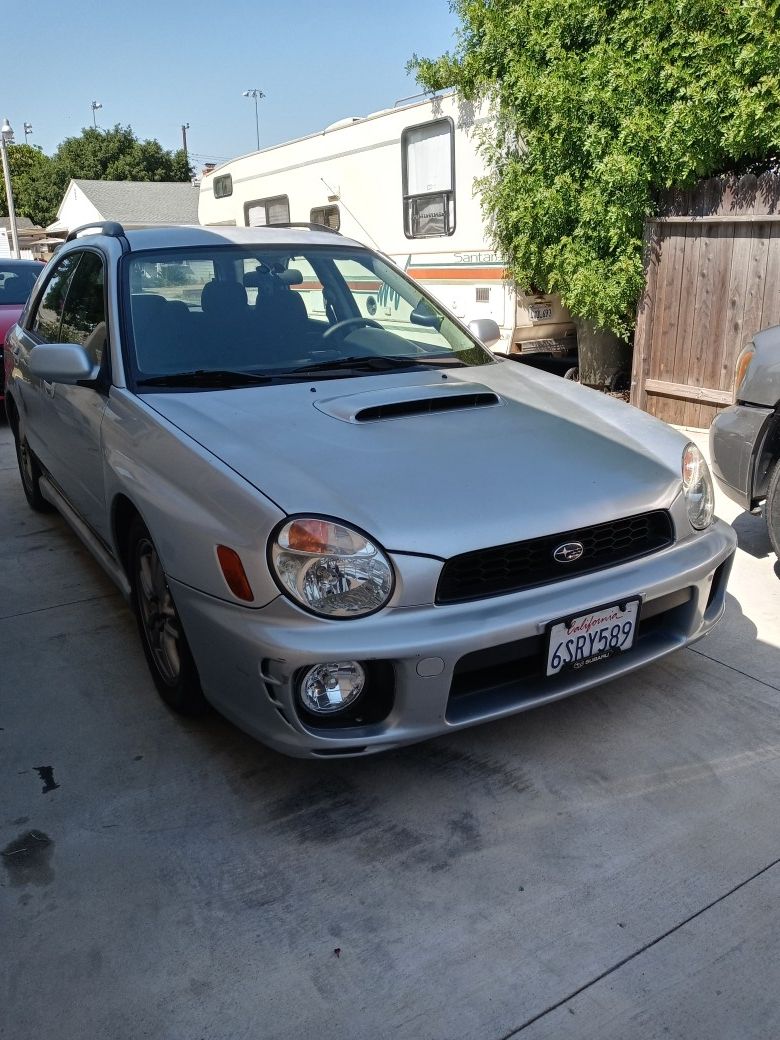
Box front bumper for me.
[170,520,736,758]
[710,403,774,510]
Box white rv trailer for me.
[197,92,575,355]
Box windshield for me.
[0,262,41,305]
[124,244,493,388]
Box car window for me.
[125,244,492,385]
[130,257,215,307]
[0,264,40,305]
[30,254,81,343]
[331,255,468,352]
[59,252,108,365]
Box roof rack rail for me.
[268,221,342,236]
[66,221,128,244]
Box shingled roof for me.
[72,179,199,226]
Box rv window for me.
[402,118,455,238]
[244,195,290,227]
[213,175,233,199]
[310,205,340,231]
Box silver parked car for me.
[710,326,780,557]
[4,222,736,757]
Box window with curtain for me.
[244,195,290,227]
[401,119,455,238]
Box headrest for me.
[201,279,248,314]
[131,293,167,317]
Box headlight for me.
[270,517,394,618]
[682,443,715,530]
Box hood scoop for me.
[314,382,502,424]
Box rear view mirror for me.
[410,299,442,329]
[468,318,502,348]
[28,343,99,385]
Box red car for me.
[1,258,45,407]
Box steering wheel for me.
[322,316,383,341]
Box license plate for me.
[528,304,552,321]
[546,599,640,676]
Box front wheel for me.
[766,460,780,559]
[129,518,207,714]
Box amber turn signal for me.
[216,545,254,602]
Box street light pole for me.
[0,118,21,259]
[23,122,33,144]
[242,89,264,150]
[91,100,103,128]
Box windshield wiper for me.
[283,354,466,377]
[136,369,275,388]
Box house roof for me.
[72,179,199,226]
[0,215,40,232]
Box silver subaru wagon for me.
[4,223,736,757]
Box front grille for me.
[436,511,674,604]
[445,586,694,723]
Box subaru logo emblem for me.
[553,541,584,563]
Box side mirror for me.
[468,318,502,349]
[28,343,99,385]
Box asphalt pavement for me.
[1,417,779,1040]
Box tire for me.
[608,369,631,394]
[128,517,208,715]
[766,460,780,559]
[14,431,53,513]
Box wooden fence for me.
[630,175,780,428]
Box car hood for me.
[141,362,688,557]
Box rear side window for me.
[30,253,81,343]
[59,252,108,365]
[244,195,290,227]
[401,118,456,238]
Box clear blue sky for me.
[3,0,460,170]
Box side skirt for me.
[39,475,132,602]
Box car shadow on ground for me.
[731,509,773,559]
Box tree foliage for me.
[1,125,191,228]
[410,0,780,336]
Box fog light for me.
[299,661,366,714]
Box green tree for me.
[0,144,59,228]
[1,125,191,228]
[410,0,780,336]
[52,124,190,183]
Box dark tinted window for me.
[0,262,40,304]
[59,252,108,365]
[30,254,81,342]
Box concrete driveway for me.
[1,418,778,1040]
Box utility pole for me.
[23,122,33,143]
[91,100,102,128]
[181,123,190,169]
